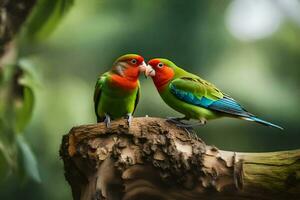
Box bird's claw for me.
[182,127,199,139]
[104,114,111,128]
[176,122,205,128]
[166,117,206,128]
[166,117,205,139]
[166,117,187,125]
[126,113,133,127]
[175,118,206,128]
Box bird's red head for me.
[113,54,146,81]
[146,58,175,91]
[116,54,145,68]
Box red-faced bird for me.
[94,54,146,127]
[145,58,282,130]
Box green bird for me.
[145,58,283,130]
[94,54,146,127]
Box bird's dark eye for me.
[157,63,164,68]
[131,59,137,64]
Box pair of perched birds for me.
[94,54,282,130]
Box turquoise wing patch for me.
[170,84,214,107]
[170,84,250,117]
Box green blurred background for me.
[1,0,300,199]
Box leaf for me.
[16,134,41,183]
[18,59,40,89]
[14,86,35,133]
[13,60,39,133]
[24,0,74,41]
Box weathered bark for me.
[60,117,300,200]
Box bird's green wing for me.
[94,73,108,121]
[170,76,223,101]
[170,76,253,117]
[132,82,140,114]
[170,76,248,114]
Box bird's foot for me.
[104,114,111,128]
[176,118,207,128]
[166,116,188,125]
[125,113,133,127]
[182,127,199,140]
[166,117,206,139]
[166,117,205,128]
[166,117,195,138]
[175,122,205,128]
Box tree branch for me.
[60,117,300,200]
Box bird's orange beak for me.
[144,65,156,78]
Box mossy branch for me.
[60,117,300,200]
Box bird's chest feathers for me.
[110,75,138,90]
[153,71,174,92]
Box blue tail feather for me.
[170,84,283,130]
[242,116,283,130]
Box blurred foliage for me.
[16,134,40,182]
[0,62,39,182]
[13,61,37,133]
[0,0,73,195]
[0,0,300,199]
[24,0,74,41]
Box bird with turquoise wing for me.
[145,58,283,130]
